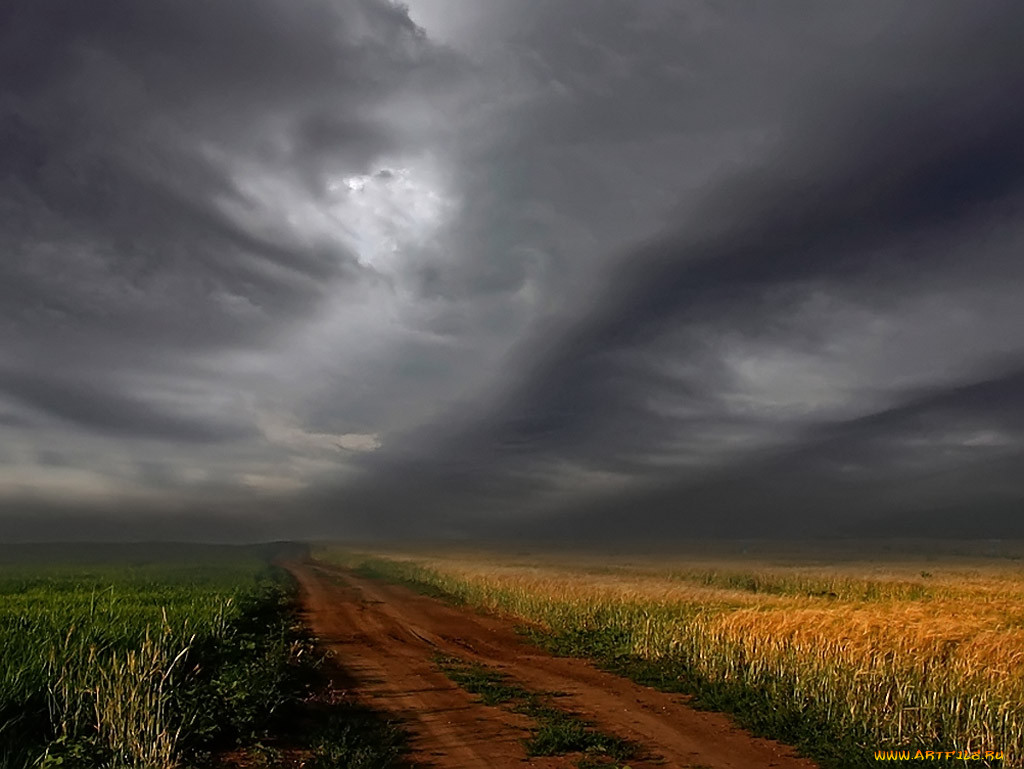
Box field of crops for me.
[0,545,309,769]
[317,545,1024,768]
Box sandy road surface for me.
[287,560,820,769]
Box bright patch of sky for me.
[327,160,457,271]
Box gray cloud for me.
[0,0,463,499]
[0,368,256,443]
[2,0,1024,541]
[551,362,1024,540]
[0,0,438,353]
[311,1,1024,539]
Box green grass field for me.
[0,544,313,768]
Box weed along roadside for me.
[315,548,1019,769]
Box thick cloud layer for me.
[2,1,1023,541]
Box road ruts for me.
[286,560,821,769]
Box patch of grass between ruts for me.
[434,655,638,768]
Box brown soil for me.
[286,560,821,769]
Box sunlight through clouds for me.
[328,160,458,271]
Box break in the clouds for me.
[2,1,1023,541]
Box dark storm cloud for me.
[0,369,256,443]
[313,2,1024,539]
[484,25,1024,455]
[816,364,1024,451]
[0,0,459,454]
[4,0,1024,540]
[0,0,435,350]
[533,361,1024,541]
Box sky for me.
[2,0,1023,542]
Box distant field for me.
[0,544,308,769]
[316,543,1024,768]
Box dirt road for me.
[287,560,820,769]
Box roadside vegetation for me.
[223,697,408,769]
[320,547,1023,769]
[0,545,409,769]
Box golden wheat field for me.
[317,542,1024,767]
